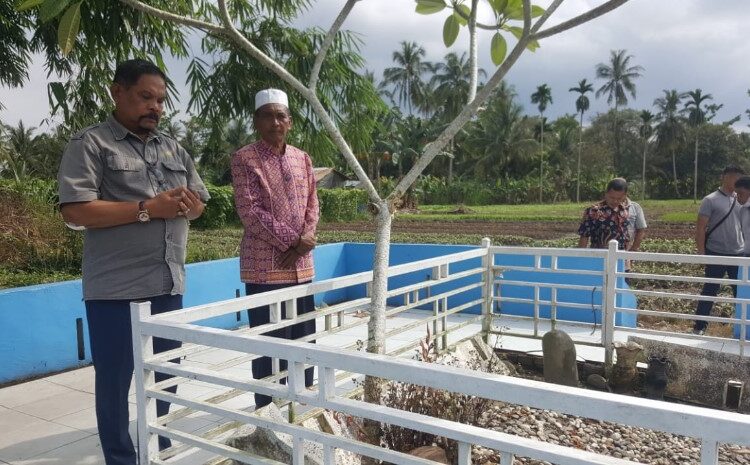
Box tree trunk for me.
[577,111,583,203]
[362,200,393,456]
[693,136,699,203]
[672,148,680,197]
[467,0,479,103]
[613,103,619,172]
[641,138,647,200]
[539,116,544,204]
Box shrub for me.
[318,188,368,222]
[0,178,59,205]
[0,186,82,275]
[191,184,239,229]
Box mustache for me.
[140,113,160,122]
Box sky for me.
[1,0,749,132]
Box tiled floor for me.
[0,309,745,465]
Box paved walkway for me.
[0,309,745,465]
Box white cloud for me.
[2,0,749,131]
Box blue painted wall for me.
[495,254,637,327]
[0,242,639,385]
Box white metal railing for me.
[131,241,750,465]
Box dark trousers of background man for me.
[695,249,739,332]
[85,294,182,465]
[245,282,316,408]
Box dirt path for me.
[320,220,695,241]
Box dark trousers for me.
[246,283,316,408]
[85,294,182,465]
[695,250,739,331]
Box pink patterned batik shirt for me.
[231,140,319,284]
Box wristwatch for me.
[137,200,151,223]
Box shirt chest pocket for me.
[161,159,188,188]
[104,153,147,194]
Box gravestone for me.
[542,330,579,387]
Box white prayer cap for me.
[255,88,289,110]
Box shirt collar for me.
[107,115,161,143]
[257,138,287,157]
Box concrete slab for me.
[14,389,95,422]
[12,434,105,465]
[0,380,72,409]
[0,419,92,463]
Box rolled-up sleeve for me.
[231,152,300,251]
[57,135,102,204]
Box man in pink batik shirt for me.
[231,88,319,408]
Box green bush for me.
[318,188,368,222]
[0,178,59,205]
[414,175,558,205]
[191,184,239,229]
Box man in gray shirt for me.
[58,59,209,465]
[693,165,745,335]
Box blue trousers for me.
[245,283,316,408]
[695,249,739,331]
[85,294,182,465]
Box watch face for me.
[138,211,150,223]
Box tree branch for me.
[309,0,359,91]
[118,0,225,35]
[214,0,380,202]
[531,0,631,40]
[529,0,565,35]
[452,7,502,30]
[390,0,533,199]
[467,0,480,103]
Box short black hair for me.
[735,176,750,190]
[113,59,166,87]
[722,165,745,175]
[606,177,628,193]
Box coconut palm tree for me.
[430,52,486,180]
[531,84,553,203]
[638,110,655,199]
[569,79,594,203]
[595,50,644,170]
[0,120,38,181]
[654,90,686,197]
[684,89,714,202]
[382,41,432,115]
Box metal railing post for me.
[481,238,493,343]
[603,240,619,370]
[130,301,158,465]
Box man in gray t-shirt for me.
[693,165,745,335]
[57,60,209,465]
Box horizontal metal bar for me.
[135,320,750,445]
[149,248,486,324]
[497,279,603,292]
[619,250,750,267]
[625,288,750,304]
[618,272,739,286]
[490,246,608,258]
[493,265,603,277]
[494,296,600,311]
[613,307,743,325]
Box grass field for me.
[404,199,699,223]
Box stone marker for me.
[407,445,449,464]
[609,341,643,393]
[542,330,579,387]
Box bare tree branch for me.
[309,0,360,91]
[390,0,533,199]
[212,0,381,202]
[531,0,630,40]
[467,0,480,103]
[119,0,225,35]
[529,0,565,35]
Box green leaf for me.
[488,0,508,14]
[531,5,546,17]
[442,14,460,47]
[40,0,71,23]
[15,0,43,12]
[504,0,523,19]
[507,26,540,51]
[57,2,81,56]
[415,0,446,14]
[508,26,524,40]
[49,81,66,104]
[490,33,507,65]
[454,4,470,26]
